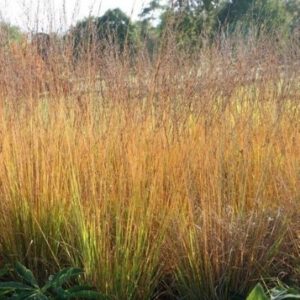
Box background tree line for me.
[1,0,299,56]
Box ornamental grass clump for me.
[0,21,299,299]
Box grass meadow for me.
[0,30,299,299]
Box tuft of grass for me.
[0,27,299,299]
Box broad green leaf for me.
[15,262,39,288]
[247,284,268,300]
[66,285,94,293]
[48,268,83,288]
[0,281,32,290]
[50,286,69,299]
[8,294,24,300]
[26,292,49,299]
[0,288,14,297]
[7,290,40,300]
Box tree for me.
[215,0,291,36]
[136,1,166,56]
[96,8,137,49]
[157,0,221,49]
[139,0,165,22]
[69,8,137,57]
[0,22,23,47]
[171,0,220,12]
[285,0,300,32]
[31,32,51,61]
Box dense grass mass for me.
[0,30,299,299]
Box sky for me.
[0,0,151,32]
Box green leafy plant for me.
[247,284,268,300]
[247,283,300,300]
[0,262,105,299]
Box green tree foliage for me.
[135,20,159,57]
[0,22,23,47]
[66,0,299,56]
[285,0,300,32]
[152,0,299,48]
[139,0,165,22]
[69,8,137,57]
[215,0,292,36]
[157,0,221,49]
[96,8,137,49]
[136,1,165,56]
[171,0,220,12]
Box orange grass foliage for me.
[0,32,299,299]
